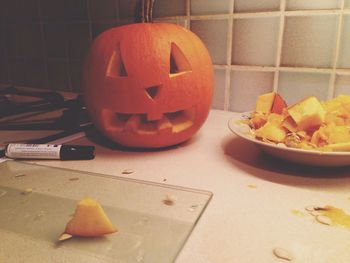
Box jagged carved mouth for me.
[102,107,196,135]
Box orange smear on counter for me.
[247,184,257,189]
[291,209,306,217]
[319,206,350,228]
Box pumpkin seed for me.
[310,211,321,216]
[316,215,332,225]
[122,169,134,174]
[305,205,316,212]
[273,247,294,261]
[69,177,79,181]
[58,233,73,241]
[163,194,176,206]
[14,173,26,178]
[21,188,32,195]
[314,206,329,211]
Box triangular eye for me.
[146,86,160,100]
[169,43,192,75]
[106,43,127,77]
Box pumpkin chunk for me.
[254,92,287,115]
[60,198,117,240]
[287,96,326,131]
[249,93,350,151]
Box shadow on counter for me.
[222,136,350,191]
[84,127,199,153]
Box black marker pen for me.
[5,144,95,160]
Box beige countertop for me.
[14,110,350,262]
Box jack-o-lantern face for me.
[83,23,213,148]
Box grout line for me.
[227,0,234,65]
[230,65,277,72]
[273,0,286,92]
[185,0,191,29]
[328,0,345,98]
[214,64,350,76]
[336,69,350,75]
[115,0,120,25]
[223,0,235,111]
[227,32,234,56]
[74,0,93,93]
[156,8,348,22]
[186,0,190,17]
[224,67,231,111]
[37,0,49,90]
[228,65,350,75]
[213,65,230,70]
[86,0,93,44]
[284,9,344,17]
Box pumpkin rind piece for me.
[65,198,117,237]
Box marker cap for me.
[60,145,95,160]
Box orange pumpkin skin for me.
[83,23,213,148]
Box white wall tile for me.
[286,0,341,10]
[335,75,350,96]
[191,0,232,15]
[345,0,350,9]
[337,15,350,69]
[152,0,186,17]
[281,15,338,68]
[229,71,274,112]
[212,69,227,110]
[190,19,229,65]
[234,0,280,12]
[232,17,279,66]
[278,72,329,105]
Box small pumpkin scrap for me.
[59,198,117,241]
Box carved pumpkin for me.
[83,23,213,148]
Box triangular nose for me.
[145,86,160,100]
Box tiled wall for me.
[1,0,350,112]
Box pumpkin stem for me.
[148,0,155,22]
[136,0,155,23]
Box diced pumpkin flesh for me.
[287,96,326,131]
[254,92,287,115]
[255,92,275,114]
[64,198,117,237]
[255,122,286,142]
[249,93,350,151]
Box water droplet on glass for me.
[135,249,145,262]
[188,204,198,212]
[34,211,45,220]
[14,173,26,178]
[23,212,31,219]
[135,217,149,226]
[0,189,7,198]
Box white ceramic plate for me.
[228,112,350,167]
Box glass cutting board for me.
[0,161,212,263]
